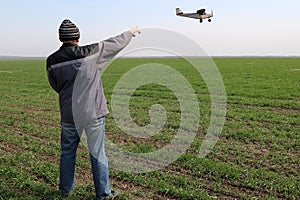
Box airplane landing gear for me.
[208,19,212,22]
[199,18,203,23]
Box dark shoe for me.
[60,186,74,197]
[61,192,70,197]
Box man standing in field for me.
[46,19,140,199]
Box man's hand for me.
[130,26,141,37]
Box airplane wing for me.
[197,9,206,15]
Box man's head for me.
[59,19,80,43]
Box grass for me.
[0,58,299,199]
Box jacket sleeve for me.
[97,31,133,69]
[47,68,59,93]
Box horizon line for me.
[1,55,300,60]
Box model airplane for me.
[176,8,213,23]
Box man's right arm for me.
[46,62,59,93]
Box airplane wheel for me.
[208,19,212,22]
[200,19,203,23]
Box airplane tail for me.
[176,8,183,15]
[211,10,214,17]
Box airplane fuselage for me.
[176,8,213,23]
[177,13,213,19]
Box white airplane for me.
[176,8,213,23]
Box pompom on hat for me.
[59,19,80,41]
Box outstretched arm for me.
[97,26,140,68]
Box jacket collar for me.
[60,42,78,48]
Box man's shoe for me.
[60,186,74,198]
[61,192,70,197]
[106,189,120,199]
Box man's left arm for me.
[97,27,140,68]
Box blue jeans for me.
[60,117,110,200]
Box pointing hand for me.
[130,26,141,37]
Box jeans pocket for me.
[97,117,105,126]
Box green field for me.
[0,58,299,200]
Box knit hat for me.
[59,19,80,41]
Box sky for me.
[0,0,299,57]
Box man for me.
[46,19,140,200]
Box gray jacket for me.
[46,31,133,123]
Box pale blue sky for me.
[0,0,299,56]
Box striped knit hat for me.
[59,19,80,41]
